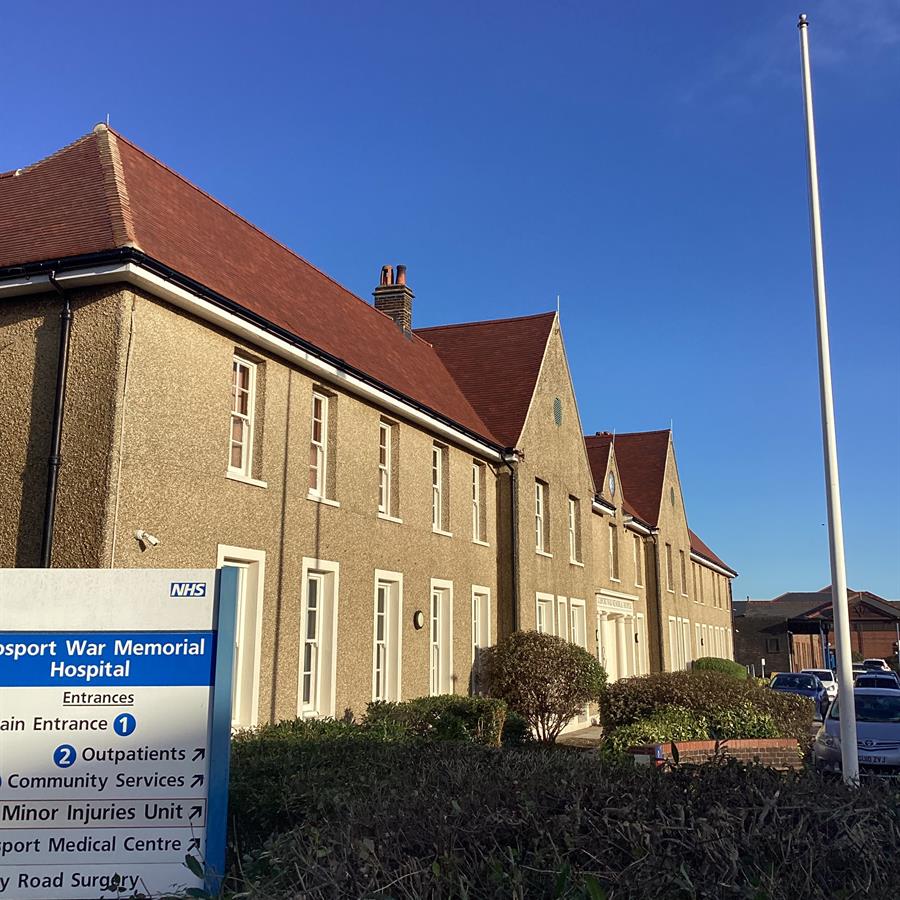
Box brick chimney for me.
[373,264,414,332]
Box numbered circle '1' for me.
[113,713,137,737]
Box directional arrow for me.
[189,805,203,820]
[191,774,205,788]
[189,838,201,851]
[192,748,206,762]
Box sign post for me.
[0,568,237,899]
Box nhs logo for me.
[169,582,207,598]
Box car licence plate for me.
[859,754,887,764]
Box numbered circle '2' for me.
[113,713,137,737]
[54,744,77,768]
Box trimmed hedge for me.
[604,705,709,751]
[365,694,507,746]
[692,656,748,679]
[600,670,813,743]
[228,731,900,899]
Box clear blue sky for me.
[3,1,898,599]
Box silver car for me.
[813,688,900,775]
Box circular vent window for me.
[553,397,562,427]
[608,472,616,496]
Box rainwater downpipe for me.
[650,528,666,671]
[39,272,72,567]
[501,455,520,632]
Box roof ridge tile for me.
[417,310,556,335]
[93,126,138,249]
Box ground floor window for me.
[471,586,491,694]
[217,546,265,729]
[536,593,554,634]
[430,579,453,695]
[299,558,339,718]
[373,571,403,702]
[668,616,692,671]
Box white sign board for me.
[0,569,236,899]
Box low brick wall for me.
[660,738,803,770]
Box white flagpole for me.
[797,13,858,785]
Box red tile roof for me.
[689,529,736,575]
[0,127,496,445]
[585,438,612,492]
[416,312,555,447]
[586,430,670,526]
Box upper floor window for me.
[633,534,644,587]
[609,524,620,581]
[432,442,450,533]
[680,550,688,595]
[309,391,330,498]
[377,420,399,517]
[471,461,487,542]
[535,480,549,553]
[665,543,674,592]
[568,497,582,564]
[229,357,257,478]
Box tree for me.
[484,630,607,744]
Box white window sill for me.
[535,549,553,558]
[307,493,340,508]
[377,512,403,525]
[667,588,676,594]
[610,577,621,583]
[635,583,644,590]
[472,538,490,547]
[569,558,584,568]
[432,527,453,538]
[226,471,268,489]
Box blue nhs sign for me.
[170,582,208,598]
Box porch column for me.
[615,615,628,679]
[596,613,608,673]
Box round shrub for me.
[692,656,748,679]
[485,630,607,743]
[365,695,507,746]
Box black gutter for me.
[501,456,520,632]
[0,249,506,457]
[40,272,72,567]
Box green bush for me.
[228,734,900,899]
[692,656,748,679]
[485,630,607,743]
[604,705,710,751]
[365,694,507,746]
[500,709,532,746]
[600,670,813,743]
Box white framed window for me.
[695,622,702,658]
[557,596,569,640]
[372,571,403,702]
[229,357,257,478]
[665,543,674,592]
[609,524,620,581]
[680,550,688,596]
[702,623,710,657]
[570,599,586,648]
[683,619,693,665]
[432,443,449,533]
[635,613,647,675]
[217,546,265,729]
[535,480,549,553]
[633,535,643,587]
[308,391,329,498]
[429,579,453,695]
[298,558,339,718]
[471,461,487,543]
[378,421,392,515]
[698,565,705,603]
[535,592,554,634]
[668,615,691,671]
[471,586,491,694]
[568,497,582,564]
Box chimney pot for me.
[396,264,407,286]
[373,263,414,332]
[380,265,394,287]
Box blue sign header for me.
[0,631,216,686]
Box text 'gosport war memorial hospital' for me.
[0,126,736,728]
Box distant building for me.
[733,588,900,674]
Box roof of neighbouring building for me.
[416,312,556,448]
[735,589,900,621]
[0,127,500,445]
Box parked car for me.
[802,668,838,702]
[855,672,900,691]
[863,658,891,672]
[812,688,900,775]
[852,664,868,677]
[769,672,828,717]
